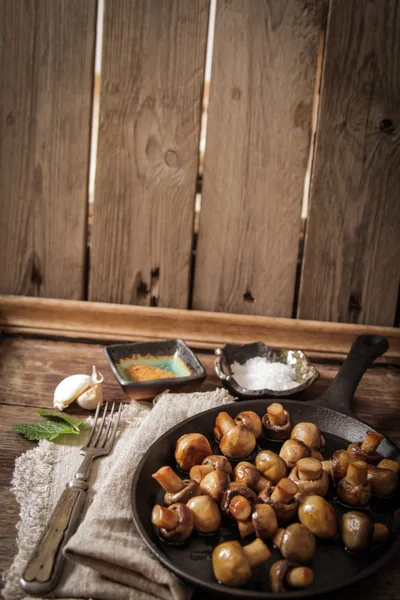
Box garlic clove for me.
[91,365,104,385]
[54,374,92,411]
[77,383,104,410]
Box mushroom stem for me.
[271,478,298,503]
[238,519,255,537]
[347,461,368,487]
[272,528,285,548]
[229,495,252,521]
[373,523,389,544]
[321,460,332,473]
[267,403,286,427]
[286,566,314,589]
[189,463,214,483]
[361,431,384,454]
[151,505,179,530]
[216,412,235,435]
[297,457,322,481]
[242,538,271,567]
[152,466,184,493]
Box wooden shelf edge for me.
[0,295,399,359]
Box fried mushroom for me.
[255,450,287,484]
[337,461,372,506]
[257,478,299,524]
[238,503,278,539]
[270,560,314,593]
[298,494,337,538]
[200,469,230,503]
[289,457,329,498]
[340,511,373,551]
[234,461,271,492]
[347,431,384,465]
[215,412,257,459]
[174,433,212,472]
[290,422,325,450]
[367,464,398,497]
[151,503,194,543]
[221,482,257,521]
[186,495,221,533]
[152,466,201,505]
[234,411,263,439]
[262,403,292,440]
[213,539,271,587]
[279,439,311,469]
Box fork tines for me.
[87,402,122,450]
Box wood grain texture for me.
[299,0,400,326]
[1,295,400,359]
[1,335,400,596]
[89,0,209,308]
[193,0,325,316]
[0,0,96,299]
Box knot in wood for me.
[232,87,241,100]
[379,119,394,134]
[164,150,179,167]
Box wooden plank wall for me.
[192,0,325,317]
[0,0,96,299]
[298,0,400,326]
[88,0,209,308]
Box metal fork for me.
[20,402,122,595]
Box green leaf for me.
[36,409,86,432]
[11,421,79,441]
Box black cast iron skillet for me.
[131,335,400,598]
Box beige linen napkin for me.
[3,388,235,600]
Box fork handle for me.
[20,480,87,595]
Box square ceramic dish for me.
[215,341,319,399]
[105,339,206,401]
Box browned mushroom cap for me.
[152,503,194,543]
[216,412,256,459]
[221,482,257,520]
[200,469,230,503]
[202,454,233,475]
[279,439,312,468]
[255,450,287,484]
[290,422,325,450]
[298,494,337,538]
[189,463,215,483]
[234,461,270,492]
[347,431,384,465]
[152,466,201,505]
[373,523,390,544]
[270,560,314,593]
[212,539,271,587]
[367,464,398,497]
[262,403,292,441]
[289,458,329,498]
[323,449,353,481]
[280,523,316,563]
[337,461,372,506]
[186,495,221,533]
[340,511,373,551]
[257,478,299,524]
[235,411,262,439]
[251,503,278,539]
[174,433,212,472]
[378,459,400,473]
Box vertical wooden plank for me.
[89,0,209,308]
[299,0,400,326]
[0,0,96,299]
[193,0,324,316]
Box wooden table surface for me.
[1,334,400,599]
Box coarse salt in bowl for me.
[214,342,319,399]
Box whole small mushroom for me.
[234,461,271,492]
[151,503,194,543]
[212,539,271,587]
[257,478,299,524]
[373,522,390,544]
[152,466,201,505]
[200,469,230,503]
[186,495,221,533]
[234,411,262,439]
[298,494,337,538]
[255,450,287,484]
[367,464,399,497]
[279,439,311,469]
[290,422,325,450]
[340,511,373,551]
[347,431,384,465]
[337,460,372,506]
[270,560,314,593]
[262,403,292,440]
[238,503,278,539]
[221,482,257,521]
[174,433,212,472]
[190,454,232,483]
[276,523,316,563]
[215,412,257,459]
[322,449,352,482]
[289,457,329,498]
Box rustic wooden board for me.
[1,335,400,597]
[299,0,400,326]
[193,0,325,317]
[89,0,209,308]
[0,0,96,299]
[2,296,400,360]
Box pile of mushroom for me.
[149,406,398,592]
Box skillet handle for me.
[312,334,389,417]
